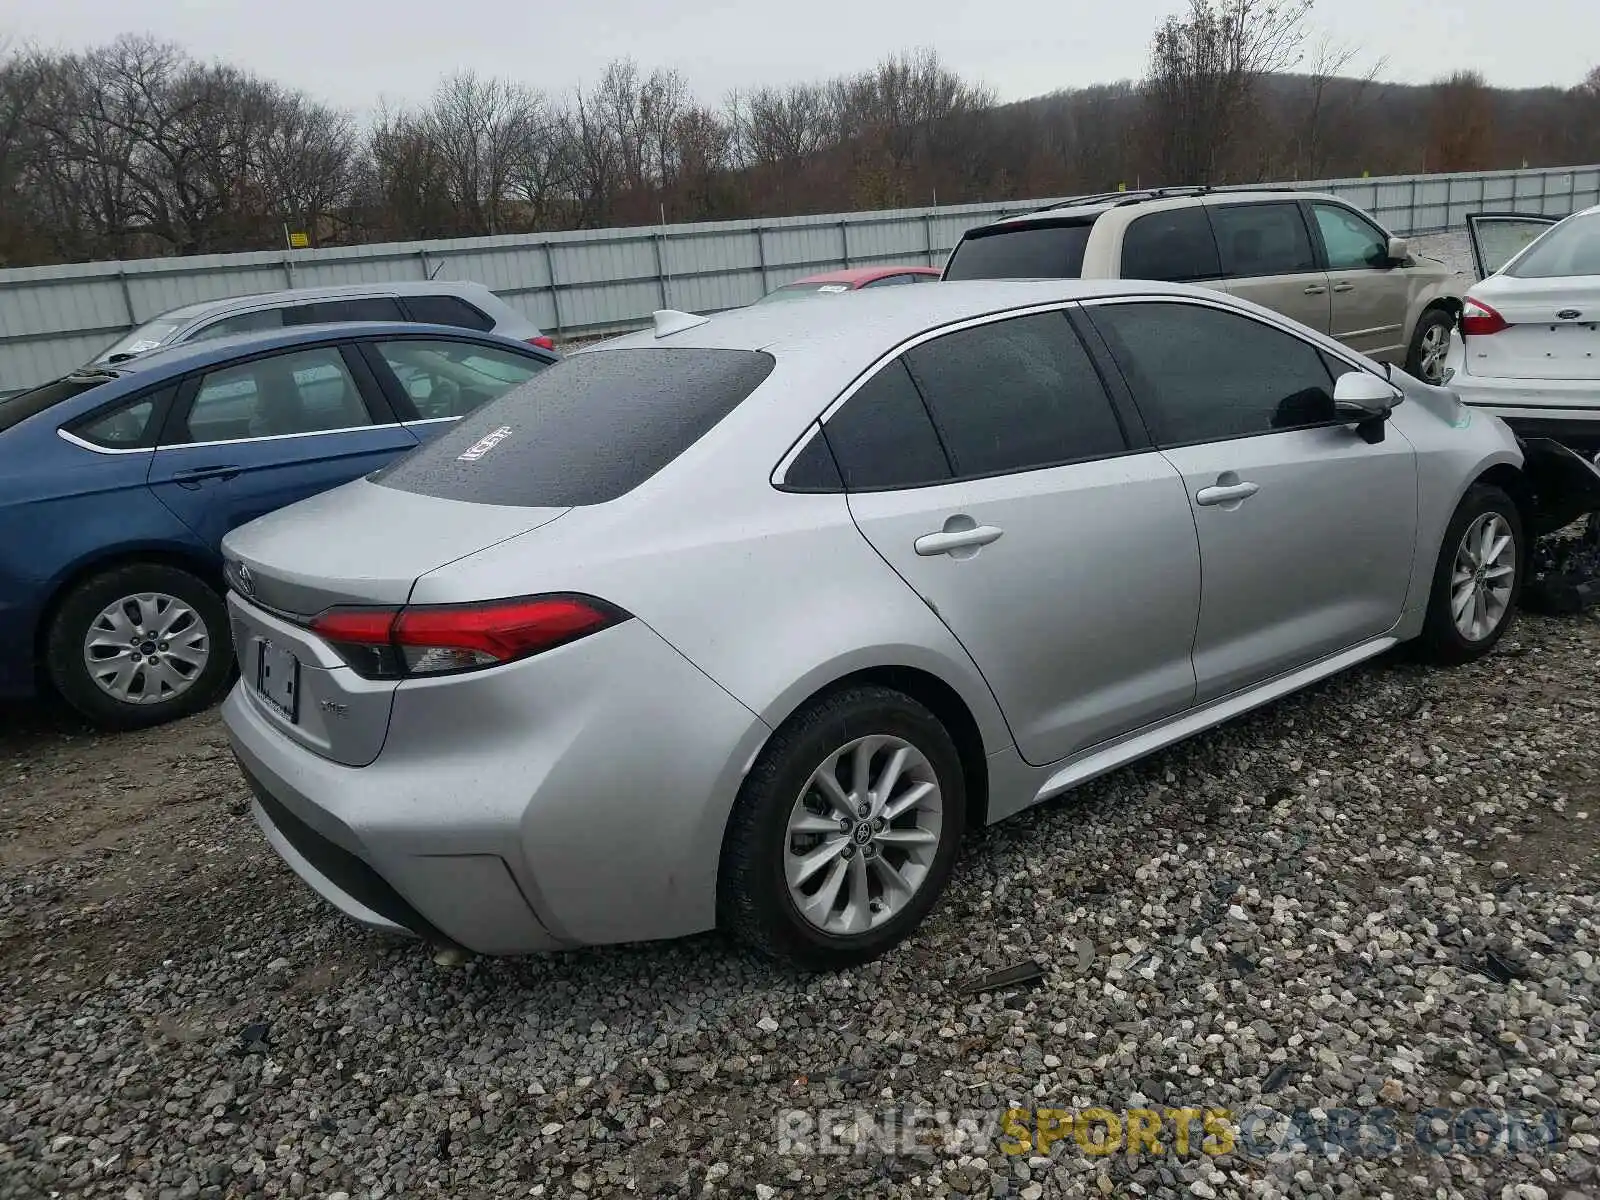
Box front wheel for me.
[1405,308,1455,385]
[718,685,966,969]
[45,563,234,731]
[1415,485,1523,665]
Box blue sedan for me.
[0,322,558,729]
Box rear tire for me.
[1415,485,1522,665]
[718,685,966,970]
[46,563,233,731]
[1405,307,1455,385]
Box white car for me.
[1443,205,1600,457]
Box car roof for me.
[785,266,941,287]
[105,321,547,380]
[981,187,1346,229]
[591,278,1225,363]
[151,280,494,322]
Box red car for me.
[756,266,942,303]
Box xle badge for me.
[458,425,513,462]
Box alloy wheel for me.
[83,591,211,705]
[1450,512,1516,641]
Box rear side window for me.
[1210,203,1317,277]
[371,348,775,507]
[821,359,951,490]
[66,387,174,448]
[903,312,1126,476]
[403,294,496,330]
[287,297,406,325]
[1087,301,1336,445]
[1,376,112,435]
[1507,213,1600,278]
[1119,208,1221,282]
[943,221,1094,281]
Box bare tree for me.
[1426,71,1496,172]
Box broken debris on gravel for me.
[2,610,1599,1199]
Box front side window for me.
[177,347,373,444]
[1087,301,1337,446]
[1211,202,1318,277]
[287,297,406,325]
[372,339,549,420]
[1312,203,1390,271]
[1119,208,1222,282]
[902,312,1126,476]
[191,309,286,342]
[821,358,951,490]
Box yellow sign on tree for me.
[288,231,310,249]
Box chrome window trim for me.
[59,420,401,456]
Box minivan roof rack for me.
[1028,185,1211,215]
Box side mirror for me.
[1386,235,1410,265]
[1334,370,1403,444]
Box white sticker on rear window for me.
[817,284,850,294]
[458,425,513,462]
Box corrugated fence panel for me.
[2,164,1597,397]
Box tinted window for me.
[372,348,775,507]
[0,375,111,434]
[902,312,1125,476]
[403,294,496,330]
[943,221,1095,281]
[1506,213,1600,278]
[1088,302,1337,445]
[67,388,173,448]
[1312,203,1389,270]
[780,426,844,491]
[1119,208,1221,282]
[1211,203,1317,277]
[860,273,915,288]
[178,347,373,443]
[287,297,406,325]
[373,339,549,420]
[191,309,286,341]
[821,359,950,490]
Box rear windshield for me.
[758,283,852,302]
[370,347,776,507]
[0,375,113,435]
[942,220,1095,281]
[1507,213,1600,278]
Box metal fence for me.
[2,163,1597,399]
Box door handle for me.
[169,465,242,489]
[914,524,1004,556]
[1303,284,1327,295]
[1195,481,1260,506]
[1332,282,1355,293]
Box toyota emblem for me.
[236,563,255,596]
[1557,308,1582,320]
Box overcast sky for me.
[10,0,1597,116]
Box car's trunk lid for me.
[1464,276,1600,381]
[222,478,568,765]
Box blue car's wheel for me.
[46,563,233,731]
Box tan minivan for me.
[942,187,1465,384]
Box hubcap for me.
[784,734,943,936]
[1450,513,1516,642]
[83,592,210,706]
[1419,323,1449,383]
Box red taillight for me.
[1460,297,1508,336]
[527,335,556,351]
[309,595,627,679]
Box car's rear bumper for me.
[222,617,772,954]
[1445,341,1600,452]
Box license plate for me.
[256,639,300,723]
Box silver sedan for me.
[220,279,1592,969]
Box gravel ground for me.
[2,604,1598,1199]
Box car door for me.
[1082,297,1418,703]
[1308,200,1411,362]
[1465,212,1559,279]
[1209,200,1332,334]
[358,335,556,442]
[828,308,1203,767]
[146,343,418,549]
